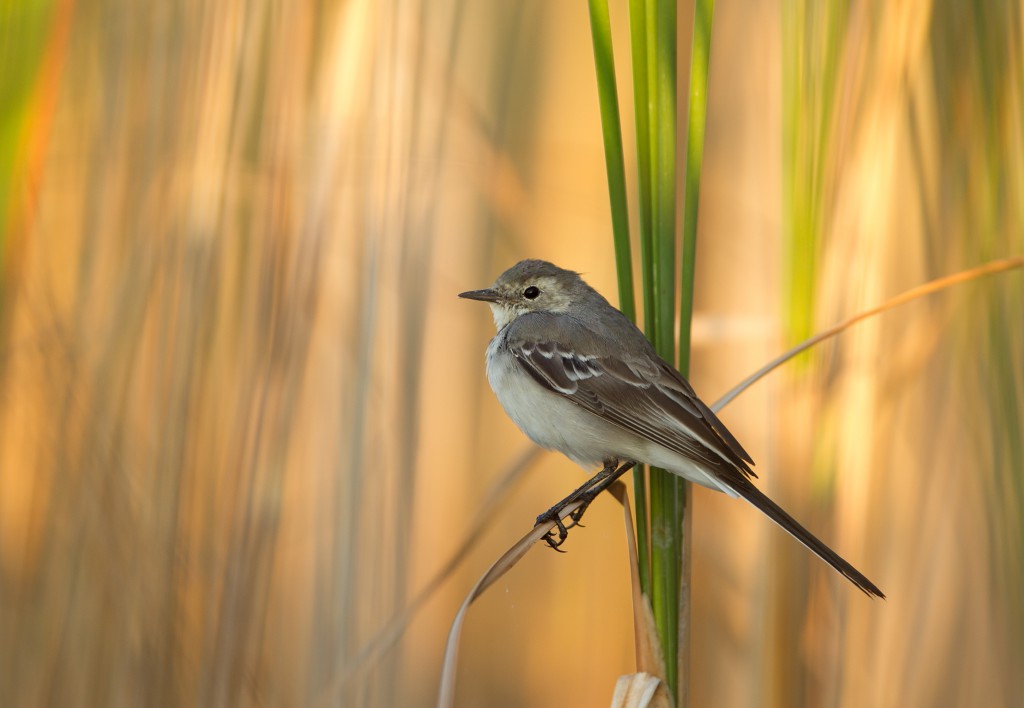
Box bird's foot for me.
[535,490,603,550]
[533,460,636,551]
[535,510,570,552]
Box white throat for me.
[488,302,525,331]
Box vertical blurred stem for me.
[679,0,713,375]
[673,2,714,703]
[587,0,649,593]
[780,0,811,350]
[782,0,847,353]
[0,0,60,281]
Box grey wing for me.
[505,317,887,598]
[506,321,755,480]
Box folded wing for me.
[504,314,886,599]
[505,316,755,486]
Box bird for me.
[460,259,884,598]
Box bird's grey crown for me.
[494,259,578,285]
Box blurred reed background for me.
[0,1,1021,706]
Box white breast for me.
[485,335,628,469]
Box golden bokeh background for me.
[1,1,1022,706]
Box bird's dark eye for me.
[523,286,540,299]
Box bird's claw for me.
[536,512,570,551]
[568,501,592,527]
[533,461,635,552]
[535,497,598,551]
[542,529,568,552]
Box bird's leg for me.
[566,461,636,526]
[536,460,617,529]
[534,460,636,550]
[535,460,618,549]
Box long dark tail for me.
[729,478,885,598]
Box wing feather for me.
[505,319,755,480]
[501,313,884,597]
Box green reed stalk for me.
[587,0,649,592]
[588,1,715,702]
[645,0,682,699]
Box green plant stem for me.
[672,2,713,697]
[627,0,654,596]
[587,0,635,323]
[602,0,715,701]
[680,0,713,375]
[587,0,648,592]
[647,0,681,700]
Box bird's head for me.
[459,259,588,331]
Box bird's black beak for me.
[458,288,501,303]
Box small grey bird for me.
[460,259,883,598]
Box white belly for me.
[485,337,612,467]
